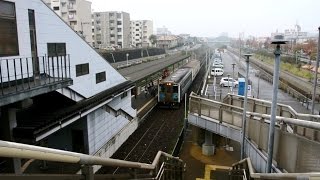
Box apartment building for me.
[157,35,179,49]
[130,20,153,47]
[92,11,130,49]
[43,0,93,45]
[0,0,137,173]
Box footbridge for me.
[188,92,320,174]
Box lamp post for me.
[232,63,236,94]
[257,70,261,99]
[126,53,129,66]
[266,35,287,173]
[311,27,320,115]
[240,53,252,160]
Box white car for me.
[211,68,224,76]
[220,77,238,87]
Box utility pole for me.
[239,33,241,62]
[311,27,320,115]
[232,63,236,94]
[240,53,252,160]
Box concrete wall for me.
[86,92,136,155]
[92,117,138,172]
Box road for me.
[205,50,311,114]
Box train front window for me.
[173,85,178,93]
[159,84,165,92]
[166,85,171,93]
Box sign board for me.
[247,85,252,97]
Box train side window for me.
[173,85,178,93]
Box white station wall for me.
[8,0,126,98]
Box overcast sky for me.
[91,0,319,38]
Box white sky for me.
[90,0,320,38]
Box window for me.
[96,71,106,83]
[117,35,122,39]
[121,91,127,99]
[47,43,66,56]
[76,63,89,77]
[116,13,121,19]
[53,6,59,10]
[117,28,121,32]
[0,0,19,57]
[136,29,139,31]
[117,21,122,25]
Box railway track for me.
[97,51,207,175]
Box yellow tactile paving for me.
[196,164,231,180]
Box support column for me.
[0,107,22,174]
[81,165,94,180]
[202,130,215,156]
[192,125,199,145]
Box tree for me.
[149,35,157,47]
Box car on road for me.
[220,77,238,87]
[211,68,224,76]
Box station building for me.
[0,0,137,173]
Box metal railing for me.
[189,92,320,173]
[0,140,184,179]
[232,158,320,179]
[223,94,320,140]
[0,55,71,96]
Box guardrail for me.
[189,92,320,173]
[0,55,71,96]
[0,140,185,180]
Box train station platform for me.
[131,88,157,119]
[179,125,240,180]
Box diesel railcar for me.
[158,60,200,108]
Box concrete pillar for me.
[202,130,215,156]
[0,107,22,174]
[81,165,94,180]
[192,125,199,145]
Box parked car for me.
[212,63,224,69]
[211,68,224,76]
[220,77,238,87]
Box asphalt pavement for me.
[205,50,314,114]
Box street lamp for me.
[266,35,287,173]
[257,70,261,99]
[240,53,252,160]
[231,63,236,94]
[126,53,129,66]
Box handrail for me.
[0,140,182,171]
[190,92,320,130]
[224,93,320,119]
[232,158,320,179]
